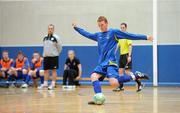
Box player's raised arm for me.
[114,29,153,41]
[72,22,97,41]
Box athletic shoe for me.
[136,84,145,92]
[21,83,28,88]
[113,83,124,92]
[135,71,149,80]
[37,84,47,90]
[48,85,55,90]
[8,81,17,88]
[62,85,76,90]
[136,85,142,92]
[136,80,142,92]
[135,79,145,92]
[113,87,124,92]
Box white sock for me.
[129,72,136,80]
[44,81,48,86]
[51,81,56,87]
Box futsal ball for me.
[93,93,106,105]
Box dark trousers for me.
[63,69,79,85]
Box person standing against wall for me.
[38,24,62,90]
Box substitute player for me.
[9,51,29,83]
[0,50,14,82]
[113,23,143,92]
[39,24,62,90]
[21,52,44,88]
[72,16,153,105]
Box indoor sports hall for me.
[0,0,179,113]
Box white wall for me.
[158,0,180,44]
[0,0,153,46]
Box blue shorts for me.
[93,65,119,81]
[16,70,27,80]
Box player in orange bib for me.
[0,50,14,80]
[21,52,44,88]
[9,51,30,84]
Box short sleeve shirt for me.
[118,39,132,55]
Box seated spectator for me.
[63,50,82,86]
[21,52,44,88]
[0,50,14,83]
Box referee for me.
[113,23,142,92]
[38,24,62,90]
[118,23,132,76]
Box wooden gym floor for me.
[0,86,179,113]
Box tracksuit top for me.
[43,34,62,57]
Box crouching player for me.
[9,51,29,84]
[0,50,14,85]
[21,52,44,88]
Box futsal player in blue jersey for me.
[72,16,153,105]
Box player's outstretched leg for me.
[88,73,103,105]
[134,71,148,92]
[115,71,149,92]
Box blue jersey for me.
[74,27,147,67]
